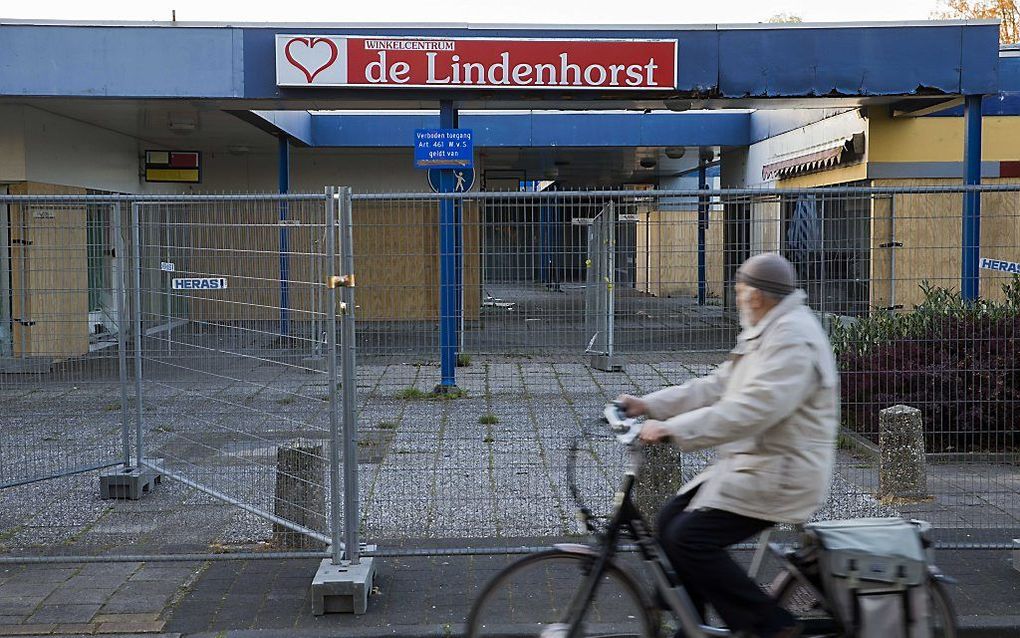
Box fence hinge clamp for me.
[328,274,356,289]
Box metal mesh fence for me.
[350,186,1019,550]
[0,193,350,560]
[0,200,129,490]
[2,186,1018,561]
[132,196,341,554]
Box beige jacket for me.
[641,290,838,523]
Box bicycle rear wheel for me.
[773,570,958,637]
[466,549,658,638]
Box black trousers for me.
[656,489,794,635]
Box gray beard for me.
[739,307,754,330]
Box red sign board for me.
[276,35,677,90]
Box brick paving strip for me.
[0,561,203,636]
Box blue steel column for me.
[278,135,291,336]
[438,101,458,387]
[697,163,708,306]
[962,95,983,301]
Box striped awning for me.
[762,136,861,181]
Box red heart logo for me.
[285,37,340,83]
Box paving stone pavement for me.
[4,352,1020,637]
[0,545,1017,637]
[0,560,183,636]
[5,356,1019,557]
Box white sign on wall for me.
[277,36,350,86]
[172,278,228,290]
[980,257,1020,274]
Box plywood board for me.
[634,207,724,300]
[871,178,1020,309]
[7,182,89,359]
[182,199,482,325]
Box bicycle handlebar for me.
[603,402,644,446]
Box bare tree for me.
[932,0,1019,44]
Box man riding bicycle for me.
[617,252,839,638]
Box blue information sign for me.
[414,128,473,168]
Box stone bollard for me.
[634,445,683,531]
[878,405,928,502]
[273,442,327,550]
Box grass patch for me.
[0,525,24,545]
[433,388,469,400]
[397,387,429,400]
[397,386,469,400]
[377,421,398,430]
[275,396,295,405]
[457,354,472,367]
[483,434,495,443]
[478,413,499,425]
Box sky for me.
[0,0,949,26]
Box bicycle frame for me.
[500,405,954,638]
[555,442,736,638]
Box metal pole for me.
[697,163,708,306]
[606,202,616,364]
[131,203,145,468]
[279,135,291,337]
[889,195,897,310]
[112,203,131,467]
[645,210,651,295]
[0,192,9,358]
[338,187,360,564]
[17,207,28,360]
[963,94,983,301]
[456,187,464,356]
[324,188,344,564]
[164,207,171,354]
[438,100,458,388]
[819,197,827,315]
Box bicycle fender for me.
[553,543,599,556]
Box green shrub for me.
[835,276,1020,452]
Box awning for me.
[762,135,863,181]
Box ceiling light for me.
[664,147,686,159]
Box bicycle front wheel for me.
[466,549,659,638]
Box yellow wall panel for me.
[869,109,1020,163]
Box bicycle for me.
[466,403,958,638]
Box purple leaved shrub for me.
[835,278,1020,453]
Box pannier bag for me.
[803,518,932,638]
